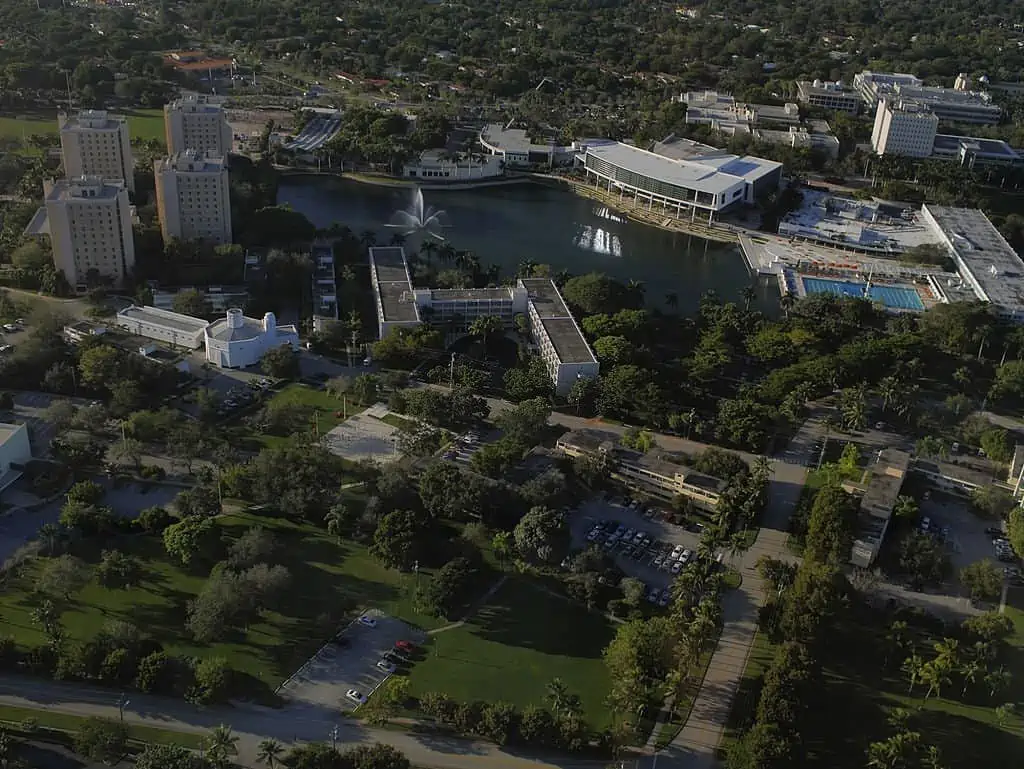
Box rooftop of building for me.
[582,142,744,195]
[933,134,1021,158]
[517,278,595,363]
[157,151,227,173]
[369,246,419,323]
[0,423,26,446]
[857,71,924,88]
[860,448,911,520]
[519,278,570,318]
[59,110,125,130]
[924,205,1024,312]
[912,456,1000,488]
[429,287,517,301]
[797,80,858,95]
[206,310,297,343]
[117,304,209,335]
[45,176,125,202]
[480,123,569,155]
[166,93,228,110]
[897,84,997,107]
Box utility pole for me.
[116,692,130,722]
[330,725,339,751]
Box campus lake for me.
[277,176,775,313]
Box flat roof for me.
[519,278,570,318]
[117,305,208,335]
[480,123,567,155]
[519,278,596,364]
[933,134,1020,158]
[0,423,25,445]
[60,110,125,130]
[430,287,515,301]
[924,205,1024,313]
[369,246,419,323]
[585,142,782,196]
[46,177,124,202]
[158,151,227,173]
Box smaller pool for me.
[801,276,924,311]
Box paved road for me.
[0,675,609,769]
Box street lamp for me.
[330,725,340,751]
[116,692,130,722]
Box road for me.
[0,675,609,769]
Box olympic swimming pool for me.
[801,276,925,310]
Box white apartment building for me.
[871,99,939,157]
[855,70,1000,125]
[154,151,232,244]
[164,94,233,156]
[32,177,135,291]
[58,111,134,192]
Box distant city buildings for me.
[164,94,233,156]
[29,177,135,291]
[368,246,599,395]
[58,110,134,192]
[154,150,232,244]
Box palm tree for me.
[866,737,902,769]
[257,738,285,768]
[741,285,757,312]
[922,661,951,700]
[961,659,982,696]
[517,260,538,278]
[37,523,63,556]
[933,638,960,669]
[664,291,679,311]
[545,678,580,716]
[902,653,924,694]
[884,620,908,667]
[627,279,645,301]
[985,666,1012,699]
[877,375,901,413]
[205,724,239,769]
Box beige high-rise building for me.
[871,98,938,157]
[154,150,232,244]
[39,177,135,290]
[58,110,134,192]
[164,94,233,156]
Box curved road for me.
[0,675,609,769]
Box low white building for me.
[0,423,32,492]
[116,305,208,349]
[204,309,299,369]
[402,150,503,181]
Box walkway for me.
[653,415,818,769]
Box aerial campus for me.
[6,2,1024,769]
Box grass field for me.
[404,579,615,730]
[0,109,166,143]
[0,509,446,703]
[0,705,202,747]
[249,383,362,449]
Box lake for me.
[276,175,775,313]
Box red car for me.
[394,640,415,653]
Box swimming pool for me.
[801,276,924,311]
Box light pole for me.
[116,692,130,722]
[330,725,339,751]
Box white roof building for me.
[205,309,299,369]
[578,140,782,215]
[116,304,209,349]
[0,423,31,492]
[855,70,1000,125]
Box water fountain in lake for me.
[385,187,449,243]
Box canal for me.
[277,175,775,313]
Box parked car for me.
[345,689,367,705]
[658,588,671,607]
[376,659,396,673]
[586,527,601,542]
[395,640,415,653]
[986,527,1005,536]
[646,587,660,604]
[653,554,665,569]
[357,615,377,628]
[670,560,683,575]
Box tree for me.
[371,510,429,570]
[41,400,77,432]
[78,345,121,390]
[188,657,232,705]
[972,486,1015,520]
[138,506,172,533]
[980,428,1014,464]
[899,531,952,590]
[1009,507,1024,559]
[342,743,412,769]
[95,550,143,589]
[621,576,645,607]
[284,743,348,769]
[562,272,629,315]
[73,718,127,765]
[513,506,569,564]
[804,484,858,565]
[480,702,519,745]
[985,666,1012,699]
[172,289,211,318]
[163,515,219,566]
[423,557,478,618]
[351,373,381,405]
[135,651,175,694]
[893,495,919,520]
[962,612,1014,646]
[545,677,582,718]
[168,422,206,475]
[468,315,504,348]
[257,738,285,769]
[204,724,238,769]
[227,526,278,569]
[593,335,633,365]
[37,555,90,600]
[135,744,208,769]
[960,559,1003,603]
[261,345,299,379]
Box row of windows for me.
[584,155,719,206]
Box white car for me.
[357,615,378,628]
[376,659,396,673]
[670,544,685,560]
[680,549,692,564]
[671,560,683,575]
[345,689,367,705]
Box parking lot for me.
[278,610,427,712]
[918,493,1017,579]
[570,496,704,599]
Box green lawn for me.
[0,705,202,748]
[248,383,364,449]
[0,509,445,703]
[0,110,166,143]
[404,579,615,730]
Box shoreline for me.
[278,167,745,244]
